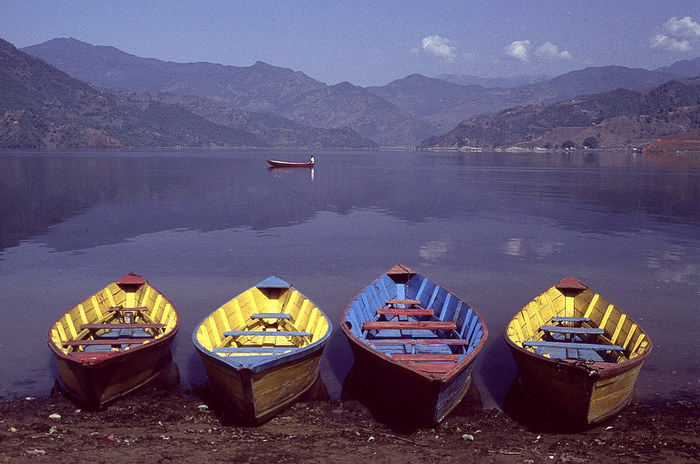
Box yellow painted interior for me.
[505,285,650,363]
[195,286,330,358]
[49,281,178,354]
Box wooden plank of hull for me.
[51,336,175,408]
[198,347,324,424]
[588,364,644,423]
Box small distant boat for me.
[341,264,488,424]
[193,276,332,424]
[504,276,652,425]
[47,273,179,408]
[266,156,315,168]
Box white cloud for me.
[505,40,570,62]
[663,16,700,38]
[651,16,700,52]
[421,35,456,62]
[535,42,571,60]
[650,34,692,52]
[505,40,531,61]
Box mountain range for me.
[4,37,700,150]
[420,78,700,150]
[0,39,374,149]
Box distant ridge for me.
[419,78,700,150]
[23,38,700,148]
[0,38,375,149]
[12,37,700,149]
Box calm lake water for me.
[0,149,698,409]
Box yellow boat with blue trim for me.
[47,273,179,409]
[192,276,332,424]
[505,276,652,425]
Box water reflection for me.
[1,150,698,255]
[0,149,698,411]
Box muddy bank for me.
[0,383,697,464]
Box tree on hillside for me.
[583,136,601,148]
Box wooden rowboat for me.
[192,276,331,424]
[47,273,179,408]
[504,277,652,425]
[340,264,488,424]
[266,159,314,168]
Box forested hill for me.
[419,78,700,151]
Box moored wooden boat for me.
[340,264,488,424]
[504,276,652,425]
[192,276,331,424]
[47,273,179,408]
[266,158,314,168]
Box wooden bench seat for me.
[389,353,462,362]
[551,316,591,323]
[213,346,295,353]
[368,339,470,345]
[223,330,311,337]
[80,323,165,330]
[377,308,434,317]
[386,299,422,306]
[523,340,625,351]
[63,338,150,346]
[540,325,604,335]
[363,321,456,331]
[251,313,292,320]
[108,306,148,313]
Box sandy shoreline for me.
[0,382,697,464]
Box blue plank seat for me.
[551,316,591,323]
[530,318,623,360]
[250,313,292,320]
[540,325,604,336]
[213,346,295,354]
[66,322,161,351]
[223,330,311,337]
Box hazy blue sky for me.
[2,1,699,86]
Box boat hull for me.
[347,337,475,423]
[51,339,175,408]
[47,274,179,409]
[192,276,331,424]
[506,345,644,424]
[341,264,487,424]
[266,159,314,168]
[197,342,325,423]
[504,277,652,425]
